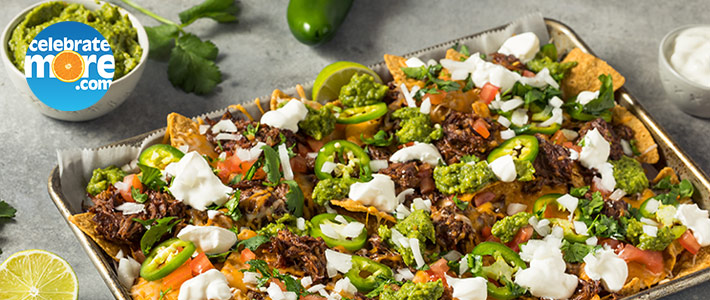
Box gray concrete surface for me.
[0,0,708,299]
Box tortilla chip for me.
[384,54,425,90]
[69,213,127,260]
[561,48,625,97]
[619,277,644,296]
[270,89,295,111]
[653,167,680,184]
[166,113,218,159]
[674,245,710,278]
[611,105,659,164]
[445,48,467,61]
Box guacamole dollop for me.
[492,212,533,243]
[611,156,649,194]
[298,105,336,140]
[9,1,143,79]
[86,166,126,196]
[380,280,444,300]
[433,161,496,194]
[624,217,674,251]
[312,177,356,206]
[378,209,435,267]
[391,107,443,144]
[339,73,388,107]
[257,214,309,237]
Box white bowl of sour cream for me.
[659,25,710,118]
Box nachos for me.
[72,32,710,300]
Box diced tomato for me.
[474,192,496,207]
[306,138,326,153]
[479,83,500,104]
[240,248,256,263]
[430,258,450,275]
[473,118,490,139]
[425,91,447,105]
[290,156,308,173]
[551,130,568,145]
[190,252,215,276]
[618,244,664,274]
[216,154,257,182]
[678,230,701,255]
[118,174,142,202]
[522,70,536,78]
[507,226,534,252]
[482,226,492,238]
[412,270,429,284]
[161,259,193,290]
[562,141,582,153]
[300,295,327,300]
[600,238,622,252]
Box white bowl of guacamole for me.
[0,0,150,121]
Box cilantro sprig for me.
[119,0,239,94]
[0,200,17,255]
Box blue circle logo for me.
[24,21,114,111]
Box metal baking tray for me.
[47,18,710,300]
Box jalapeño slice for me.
[314,140,372,180]
[346,255,393,292]
[336,102,388,124]
[310,213,368,251]
[487,135,539,163]
[140,238,195,281]
[138,144,185,170]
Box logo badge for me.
[24,21,114,111]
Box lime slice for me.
[0,250,78,300]
[312,61,383,102]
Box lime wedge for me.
[312,61,382,102]
[0,250,78,300]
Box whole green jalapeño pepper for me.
[310,213,368,251]
[139,144,185,170]
[337,103,388,124]
[346,255,394,292]
[314,140,372,180]
[487,135,539,163]
[471,242,527,300]
[140,238,196,281]
[287,0,353,46]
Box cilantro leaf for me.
[224,190,241,221]
[144,24,179,60]
[0,201,17,218]
[570,186,590,198]
[131,187,148,203]
[366,276,403,298]
[179,0,239,25]
[453,196,469,211]
[561,240,598,263]
[283,180,304,217]
[132,218,156,228]
[137,163,167,191]
[139,217,179,254]
[260,145,282,185]
[362,130,394,147]
[168,33,222,95]
[583,74,615,114]
[238,235,270,251]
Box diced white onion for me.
[369,159,389,172]
[549,96,564,108]
[325,249,352,277]
[501,98,524,112]
[574,221,589,236]
[243,272,262,285]
[586,236,598,246]
[115,203,145,215]
[645,199,660,214]
[420,97,432,114]
[511,108,529,127]
[443,250,463,261]
[297,217,306,231]
[497,115,511,128]
[320,223,340,239]
[320,161,337,174]
[396,188,415,204]
[395,268,415,281]
[278,144,293,180]
[501,129,516,140]
[643,225,658,237]
[405,57,426,68]
[640,217,660,226]
[409,238,425,268]
[561,129,579,141]
[306,152,318,159]
[215,133,241,141]
[199,124,211,135]
[307,284,326,293]
[300,276,312,288]
[620,139,633,156]
[211,119,238,134]
[341,222,365,238]
[609,189,626,201]
[396,204,411,220]
[507,203,528,215]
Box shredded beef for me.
[614,124,635,141]
[378,161,435,194]
[601,199,628,220]
[386,81,401,103]
[570,279,602,300]
[431,200,476,253]
[440,285,455,300]
[271,230,328,283]
[90,186,188,249]
[367,145,392,160]
[204,111,302,153]
[435,112,502,164]
[578,118,624,160]
[246,290,266,300]
[526,133,574,191]
[490,52,528,72]
[355,234,404,269]
[233,180,289,228]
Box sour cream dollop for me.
[178,269,231,300]
[177,225,238,255]
[389,142,443,166]
[260,100,309,132]
[165,152,233,211]
[348,174,397,212]
[670,26,710,87]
